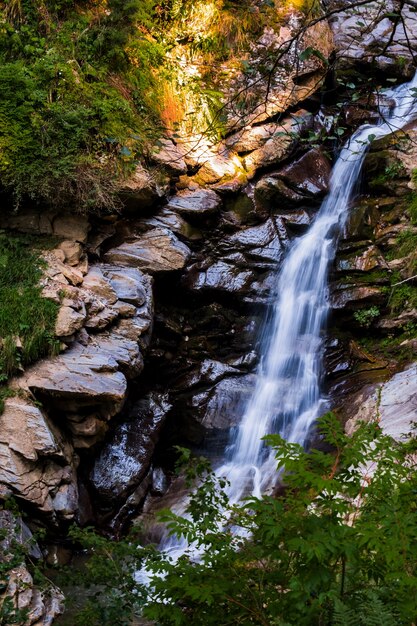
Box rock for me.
[331,284,384,310]
[0,398,61,462]
[100,266,152,306]
[55,305,86,337]
[103,227,191,273]
[150,138,187,176]
[0,398,78,519]
[186,260,254,295]
[57,240,83,266]
[0,511,42,561]
[119,164,164,211]
[191,150,243,186]
[52,214,90,243]
[224,19,333,129]
[0,211,90,243]
[243,112,313,176]
[18,342,128,417]
[179,374,256,444]
[255,175,306,208]
[377,309,417,330]
[328,0,417,79]
[173,359,241,391]
[90,393,171,505]
[335,246,388,272]
[82,266,118,304]
[224,218,284,265]
[2,563,64,626]
[166,189,222,218]
[345,363,417,440]
[277,148,332,197]
[84,305,119,331]
[42,252,84,286]
[142,208,202,240]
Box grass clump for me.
[0,232,60,382]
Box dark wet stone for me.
[277,148,331,197]
[177,374,257,444]
[90,393,171,505]
[166,189,222,218]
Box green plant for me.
[353,306,380,328]
[65,413,417,625]
[0,233,60,382]
[407,192,417,225]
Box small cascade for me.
[157,73,417,561]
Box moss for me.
[0,232,60,382]
[408,192,417,225]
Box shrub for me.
[0,233,60,381]
[65,413,417,626]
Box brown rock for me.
[119,164,164,211]
[58,240,83,266]
[150,138,187,175]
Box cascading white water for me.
[156,73,417,561]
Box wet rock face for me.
[326,119,417,406]
[90,393,171,510]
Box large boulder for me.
[0,398,78,521]
[103,227,191,273]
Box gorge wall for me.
[1,0,417,622]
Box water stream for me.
[157,72,417,560]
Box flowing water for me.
[156,73,417,560]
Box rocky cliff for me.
[1,0,417,621]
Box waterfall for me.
[155,73,417,561]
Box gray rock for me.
[150,138,187,175]
[19,342,128,416]
[186,260,254,294]
[345,363,417,440]
[55,305,86,337]
[180,374,256,443]
[101,266,152,306]
[103,227,191,273]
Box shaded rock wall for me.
[1,0,417,541]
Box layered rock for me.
[328,0,417,78]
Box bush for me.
[0,232,60,381]
[65,413,417,626]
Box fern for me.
[334,591,399,626]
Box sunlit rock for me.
[119,163,165,211]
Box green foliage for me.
[0,232,60,382]
[353,306,380,328]
[67,414,417,625]
[408,191,417,225]
[57,526,150,626]
[0,0,163,210]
